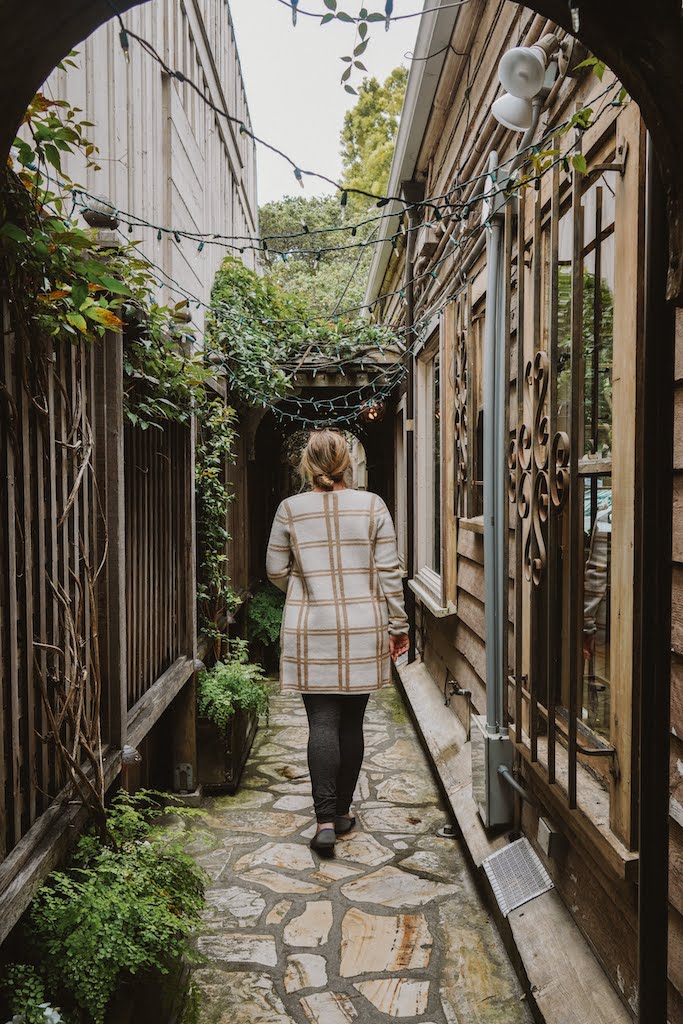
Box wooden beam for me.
[98,329,128,747]
[0,749,121,946]
[610,103,646,847]
[127,655,195,751]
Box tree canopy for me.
[340,66,408,198]
[258,66,407,317]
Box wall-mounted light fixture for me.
[491,34,563,132]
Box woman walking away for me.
[266,429,409,857]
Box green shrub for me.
[247,582,285,649]
[0,963,63,1024]
[197,640,270,732]
[9,791,206,1024]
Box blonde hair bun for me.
[300,429,351,491]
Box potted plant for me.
[196,640,270,792]
[247,581,285,673]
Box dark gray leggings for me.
[302,693,370,823]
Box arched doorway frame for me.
[1,3,678,1018]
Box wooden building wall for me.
[377,1,646,1012]
[669,307,683,1021]
[45,0,258,330]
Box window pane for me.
[432,354,441,574]
[580,476,612,739]
[556,208,572,436]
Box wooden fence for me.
[0,312,196,941]
[125,421,192,708]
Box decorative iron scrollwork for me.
[509,350,570,586]
[454,313,468,510]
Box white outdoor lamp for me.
[491,93,534,132]
[492,33,561,131]
[498,44,547,99]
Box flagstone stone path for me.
[184,685,533,1024]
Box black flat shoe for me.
[335,815,356,836]
[310,828,336,856]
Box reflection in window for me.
[555,178,616,748]
[432,354,441,574]
[582,477,612,738]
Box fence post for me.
[171,414,198,791]
[95,324,128,751]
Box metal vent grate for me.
[483,837,554,917]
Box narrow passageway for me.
[186,685,532,1024]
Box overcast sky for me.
[229,0,419,207]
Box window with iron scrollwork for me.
[507,120,643,848]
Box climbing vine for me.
[195,396,241,657]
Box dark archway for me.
[248,410,395,586]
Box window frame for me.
[507,110,645,860]
[394,396,407,575]
[410,315,457,617]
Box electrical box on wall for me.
[471,715,514,827]
[537,816,566,859]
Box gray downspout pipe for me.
[482,158,504,734]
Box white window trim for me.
[412,326,455,615]
[394,395,408,576]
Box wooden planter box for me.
[106,960,191,1024]
[197,708,259,793]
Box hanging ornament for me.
[291,0,299,26]
[384,0,393,31]
[294,167,304,188]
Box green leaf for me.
[336,11,353,21]
[320,12,335,22]
[85,305,124,328]
[344,84,358,95]
[71,280,89,310]
[354,39,368,55]
[341,66,352,82]
[354,61,367,71]
[358,22,368,39]
[0,223,28,243]
[98,274,133,297]
[340,55,352,62]
[571,154,587,175]
[323,0,336,8]
[66,312,87,333]
[366,11,384,20]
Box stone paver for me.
[187,685,533,1024]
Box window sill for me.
[408,574,457,618]
[459,515,484,535]
[513,731,639,883]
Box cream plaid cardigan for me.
[266,489,409,694]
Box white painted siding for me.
[43,0,257,332]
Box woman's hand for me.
[389,633,409,662]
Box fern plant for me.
[197,640,270,732]
[5,792,207,1024]
[247,582,285,649]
